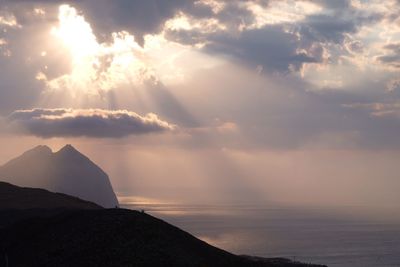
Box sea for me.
[121,203,400,267]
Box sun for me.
[50,4,145,72]
[51,5,99,60]
[48,5,147,95]
[45,4,189,98]
[48,4,104,96]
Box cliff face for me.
[0,145,118,208]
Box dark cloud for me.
[8,108,175,138]
[300,10,381,44]
[203,25,319,73]
[310,0,351,9]
[163,0,382,73]
[377,43,400,68]
[77,0,259,45]
[2,0,80,2]
[1,0,193,44]
[0,0,383,73]
[75,0,195,45]
[207,1,255,30]
[299,14,357,44]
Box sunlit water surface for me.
[121,203,400,267]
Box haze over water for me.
[122,202,400,267]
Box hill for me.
[0,145,118,208]
[0,208,325,267]
[0,181,101,210]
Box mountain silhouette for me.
[0,145,118,208]
[0,181,101,210]
[0,208,325,267]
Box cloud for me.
[203,25,319,73]
[387,79,400,92]
[75,0,195,45]
[377,42,400,69]
[162,0,382,73]
[0,0,388,80]
[1,0,400,150]
[344,101,400,118]
[0,0,365,74]
[299,14,357,44]
[0,11,20,27]
[8,108,176,138]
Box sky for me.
[0,0,400,207]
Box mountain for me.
[0,181,102,210]
[0,208,326,267]
[0,145,118,208]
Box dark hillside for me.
[0,208,326,267]
[0,181,102,210]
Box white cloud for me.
[0,12,19,28]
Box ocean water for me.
[121,203,400,267]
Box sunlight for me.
[50,5,103,95]
[48,5,146,96]
[245,1,322,28]
[51,5,99,60]
[2,1,400,266]
[39,4,224,114]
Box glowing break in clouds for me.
[45,5,149,95]
[8,108,176,138]
[0,11,19,28]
